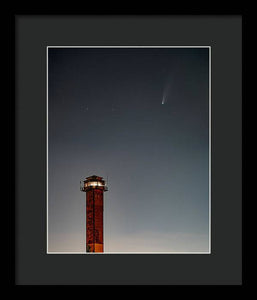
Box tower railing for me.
[80,181,108,192]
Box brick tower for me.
[80,175,108,252]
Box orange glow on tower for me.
[80,175,108,253]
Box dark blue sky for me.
[48,47,210,253]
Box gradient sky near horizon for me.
[48,47,210,253]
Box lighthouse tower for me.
[80,175,108,253]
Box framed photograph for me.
[15,14,242,285]
[47,46,211,255]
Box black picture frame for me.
[14,14,242,285]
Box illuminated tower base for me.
[80,175,108,253]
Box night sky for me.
[48,47,210,253]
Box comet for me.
[162,86,168,105]
[162,79,172,105]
